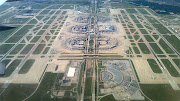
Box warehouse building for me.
[67,67,76,77]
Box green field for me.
[2,59,22,77]
[133,47,140,54]
[0,27,19,42]
[126,9,137,13]
[140,84,180,101]
[37,30,45,35]
[149,43,163,54]
[40,10,50,15]
[27,72,75,101]
[144,35,154,42]
[5,36,23,43]
[172,59,180,69]
[0,44,14,54]
[18,59,35,74]
[139,29,148,34]
[42,47,50,54]
[28,19,38,24]
[14,25,33,36]
[0,84,37,101]
[159,39,175,54]
[100,94,116,101]
[137,9,150,15]
[10,44,25,54]
[1,59,11,66]
[138,43,151,54]
[136,24,144,28]
[163,35,180,53]
[153,24,172,34]
[84,77,92,96]
[111,2,138,9]
[30,36,40,43]
[61,5,74,9]
[161,59,180,77]
[33,44,46,54]
[20,44,34,54]
[147,59,162,73]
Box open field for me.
[147,59,162,73]
[18,59,35,74]
[140,84,180,101]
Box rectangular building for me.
[67,67,76,77]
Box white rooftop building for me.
[67,67,76,77]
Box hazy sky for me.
[0,0,7,6]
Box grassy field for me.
[18,59,35,74]
[10,44,25,54]
[0,44,14,54]
[14,25,34,36]
[20,44,34,54]
[3,59,22,77]
[30,36,40,43]
[61,5,74,9]
[36,16,44,20]
[138,43,151,54]
[5,36,23,43]
[27,72,76,101]
[100,94,116,101]
[84,77,92,96]
[161,59,180,77]
[144,35,154,42]
[133,35,140,41]
[40,10,50,15]
[163,35,180,53]
[1,59,11,66]
[139,29,148,34]
[28,19,38,24]
[0,27,19,42]
[0,84,37,101]
[153,24,172,34]
[137,9,150,15]
[42,25,49,29]
[33,44,46,54]
[42,47,50,54]
[37,30,45,35]
[149,43,163,54]
[126,9,137,13]
[133,47,140,54]
[147,59,162,73]
[159,39,175,54]
[136,24,144,28]
[144,16,159,24]
[140,84,180,101]
[172,59,180,69]
[77,62,85,95]
[111,2,138,9]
